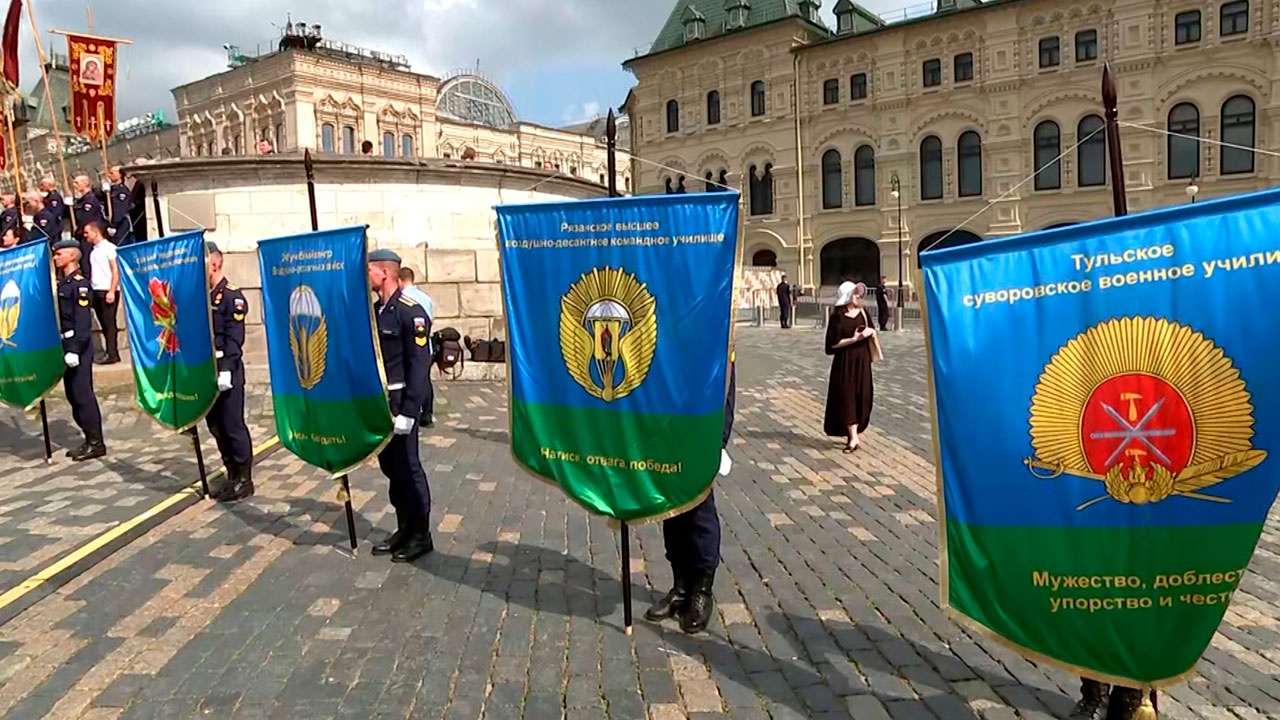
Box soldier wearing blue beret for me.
[646,349,735,634]
[52,237,106,461]
[205,241,255,501]
[367,247,435,562]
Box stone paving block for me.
[0,330,1272,719]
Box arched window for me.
[321,124,336,153]
[1220,96,1255,175]
[717,169,728,190]
[1034,121,1062,191]
[676,175,687,194]
[275,123,286,150]
[705,171,715,192]
[706,90,721,125]
[666,100,680,133]
[1077,115,1106,187]
[382,132,395,158]
[957,131,982,197]
[664,177,674,194]
[919,136,943,200]
[342,126,356,155]
[750,80,766,117]
[1167,103,1200,180]
[854,145,876,207]
[401,134,413,157]
[751,249,778,266]
[749,164,775,215]
[821,149,843,209]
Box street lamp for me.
[890,174,904,332]
[1186,175,1199,203]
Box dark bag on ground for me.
[465,336,506,363]
[433,326,464,373]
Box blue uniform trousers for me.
[662,490,721,575]
[378,390,432,531]
[206,367,253,468]
[63,349,103,438]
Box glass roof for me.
[437,75,519,130]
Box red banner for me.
[66,32,118,143]
[0,0,21,92]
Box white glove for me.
[107,227,116,237]
[719,448,732,476]
[64,352,79,368]
[393,414,415,435]
[102,180,110,191]
[217,371,233,392]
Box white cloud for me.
[564,100,602,125]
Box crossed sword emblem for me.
[1090,397,1175,467]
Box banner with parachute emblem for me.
[117,230,218,430]
[496,193,739,523]
[920,186,1280,687]
[257,226,392,475]
[0,242,64,410]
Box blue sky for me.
[16,0,901,128]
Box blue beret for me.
[52,238,79,251]
[204,241,221,254]
[368,248,402,264]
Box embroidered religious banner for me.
[496,193,739,523]
[919,187,1280,688]
[257,226,392,476]
[65,32,118,142]
[0,241,63,410]
[117,230,218,431]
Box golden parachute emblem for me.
[559,267,658,403]
[0,280,19,350]
[1025,316,1266,510]
[287,285,328,391]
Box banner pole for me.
[1103,63,1159,720]
[4,102,24,200]
[605,109,634,635]
[304,150,359,553]
[340,475,357,551]
[24,3,75,233]
[189,427,210,498]
[149,181,164,237]
[38,399,52,463]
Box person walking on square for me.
[645,350,735,635]
[824,281,877,453]
[397,267,436,427]
[876,275,892,331]
[53,238,106,461]
[84,222,121,365]
[205,242,255,502]
[775,274,792,329]
[368,249,435,563]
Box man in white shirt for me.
[85,221,121,364]
[398,267,436,427]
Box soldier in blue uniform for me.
[368,248,435,562]
[0,194,19,238]
[26,193,61,246]
[645,351,736,634]
[71,175,105,276]
[205,242,255,501]
[52,238,106,461]
[105,167,134,246]
[39,177,66,239]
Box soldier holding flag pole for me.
[205,241,254,502]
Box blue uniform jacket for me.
[375,289,432,422]
[211,278,247,373]
[57,271,93,356]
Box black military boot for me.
[373,517,411,557]
[66,437,90,458]
[680,570,716,634]
[214,463,254,502]
[391,531,434,563]
[645,570,690,622]
[1105,687,1145,720]
[1069,679,1109,720]
[72,434,106,462]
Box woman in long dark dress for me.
[823,281,876,452]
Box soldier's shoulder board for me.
[398,295,418,308]
[225,283,239,291]
[72,273,85,282]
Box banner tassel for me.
[1133,692,1158,720]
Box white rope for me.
[922,124,1106,255]
[158,200,208,233]
[1116,120,1280,160]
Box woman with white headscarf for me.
[823,281,878,452]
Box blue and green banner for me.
[257,226,391,475]
[117,230,218,431]
[920,187,1280,687]
[0,242,64,411]
[496,193,739,523]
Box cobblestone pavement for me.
[0,327,1278,719]
[0,369,276,602]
